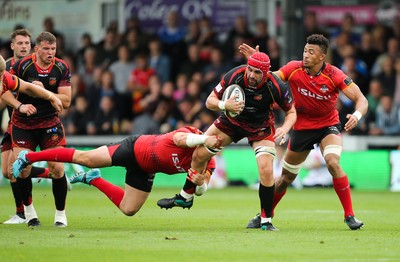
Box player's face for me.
[35,41,56,66]
[246,65,263,86]
[303,44,325,68]
[11,35,31,59]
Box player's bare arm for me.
[32,80,70,110]
[19,79,63,112]
[56,85,72,109]
[173,132,222,149]
[342,84,368,132]
[0,90,37,116]
[205,90,244,115]
[274,105,297,145]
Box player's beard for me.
[247,75,261,87]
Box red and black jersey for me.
[134,126,216,174]
[1,71,20,96]
[278,61,353,130]
[10,53,71,129]
[214,65,293,132]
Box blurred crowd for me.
[1,10,400,136]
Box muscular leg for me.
[252,140,275,222]
[273,149,310,213]
[180,125,232,199]
[89,177,149,216]
[320,134,355,218]
[24,146,112,168]
[2,150,24,219]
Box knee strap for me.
[282,160,304,174]
[205,145,224,155]
[323,145,342,158]
[254,146,276,158]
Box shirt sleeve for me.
[2,71,20,93]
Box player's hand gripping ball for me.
[221,84,245,118]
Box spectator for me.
[330,13,362,47]
[109,44,136,95]
[131,97,171,135]
[394,56,400,105]
[123,29,147,61]
[138,74,162,114]
[372,37,400,76]
[358,31,380,73]
[185,19,200,45]
[43,17,63,38]
[266,38,282,71]
[365,79,385,131]
[173,73,188,102]
[342,55,369,95]
[376,56,396,96]
[157,9,187,80]
[76,33,95,66]
[302,11,329,41]
[202,46,231,94]
[94,95,119,135]
[95,29,119,67]
[253,18,269,52]
[77,47,98,89]
[223,15,254,58]
[148,37,171,83]
[66,95,95,135]
[369,93,400,136]
[197,16,217,49]
[178,43,206,79]
[128,53,156,117]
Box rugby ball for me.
[221,84,245,118]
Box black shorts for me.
[289,124,342,152]
[0,132,12,152]
[11,123,67,151]
[214,115,275,144]
[108,135,154,193]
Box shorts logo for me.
[51,134,59,141]
[49,78,57,86]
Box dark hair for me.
[11,28,31,40]
[306,34,329,54]
[36,31,56,45]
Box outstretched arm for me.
[0,90,37,116]
[173,131,222,149]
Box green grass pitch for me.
[0,183,399,262]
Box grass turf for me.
[0,184,399,262]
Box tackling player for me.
[12,126,219,217]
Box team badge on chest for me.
[49,77,57,86]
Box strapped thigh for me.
[322,145,342,158]
[254,146,276,158]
